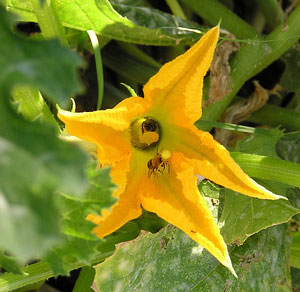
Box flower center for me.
[130,117,160,150]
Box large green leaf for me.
[95,224,291,291]
[0,7,87,262]
[7,0,201,46]
[0,6,82,106]
[220,182,299,245]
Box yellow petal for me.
[58,97,150,165]
[87,155,143,238]
[59,97,150,131]
[140,153,235,274]
[110,154,131,199]
[143,26,219,127]
[173,126,284,200]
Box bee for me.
[147,149,171,178]
[141,117,159,134]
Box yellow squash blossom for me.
[58,26,284,276]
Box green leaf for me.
[111,0,148,6]
[0,105,88,196]
[220,183,299,245]
[291,267,300,291]
[132,211,167,234]
[0,7,82,107]
[59,166,116,240]
[44,165,116,275]
[0,7,87,261]
[95,224,292,291]
[276,132,300,163]
[7,0,202,46]
[290,231,300,269]
[0,134,60,261]
[198,180,224,220]
[0,253,23,275]
[286,187,300,209]
[280,47,300,94]
[235,128,283,158]
[110,1,201,35]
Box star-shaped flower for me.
[58,26,284,275]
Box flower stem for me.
[72,266,95,292]
[179,0,258,38]
[196,120,271,135]
[87,30,104,110]
[231,152,300,188]
[247,103,300,131]
[165,0,187,20]
[256,0,284,29]
[201,4,300,129]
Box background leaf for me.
[7,0,202,46]
[95,224,292,291]
[277,132,300,163]
[110,0,201,35]
[44,165,116,275]
[280,47,300,94]
[102,42,159,85]
[235,128,283,158]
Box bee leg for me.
[148,168,153,178]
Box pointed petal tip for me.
[276,194,288,201]
[57,109,71,120]
[224,252,238,278]
[228,265,238,279]
[209,25,220,36]
[249,178,287,201]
